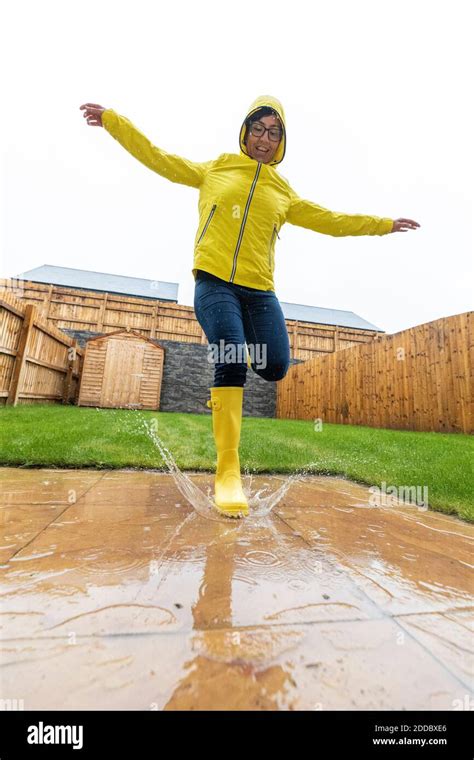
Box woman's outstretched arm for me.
[79,103,213,189]
[286,186,420,236]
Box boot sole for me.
[213,501,249,519]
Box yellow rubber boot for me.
[206,386,249,518]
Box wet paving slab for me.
[0,470,105,563]
[0,467,473,710]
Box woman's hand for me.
[79,103,107,127]
[390,218,420,233]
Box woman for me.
[79,95,420,519]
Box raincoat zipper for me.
[229,163,262,282]
[197,203,217,245]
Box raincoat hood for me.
[239,95,286,166]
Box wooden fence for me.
[0,292,83,406]
[0,278,382,361]
[276,312,473,434]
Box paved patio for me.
[0,467,472,710]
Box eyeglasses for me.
[248,121,282,142]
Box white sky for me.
[1,0,472,334]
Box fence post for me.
[97,293,108,332]
[6,304,35,406]
[292,321,298,359]
[44,283,53,320]
[150,301,158,340]
[62,340,78,404]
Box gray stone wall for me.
[63,330,303,418]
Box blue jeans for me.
[193,270,291,387]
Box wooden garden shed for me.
[78,328,164,410]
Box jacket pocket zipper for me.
[197,204,217,245]
[268,225,280,270]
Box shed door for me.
[100,338,145,408]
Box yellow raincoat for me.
[101,95,394,291]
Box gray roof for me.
[15,265,178,302]
[280,301,383,332]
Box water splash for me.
[243,469,303,518]
[117,410,318,522]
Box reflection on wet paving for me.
[0,468,472,710]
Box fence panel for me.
[0,292,83,406]
[276,312,473,434]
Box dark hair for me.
[244,107,282,143]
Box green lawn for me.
[1,404,472,522]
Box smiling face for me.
[245,114,282,164]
